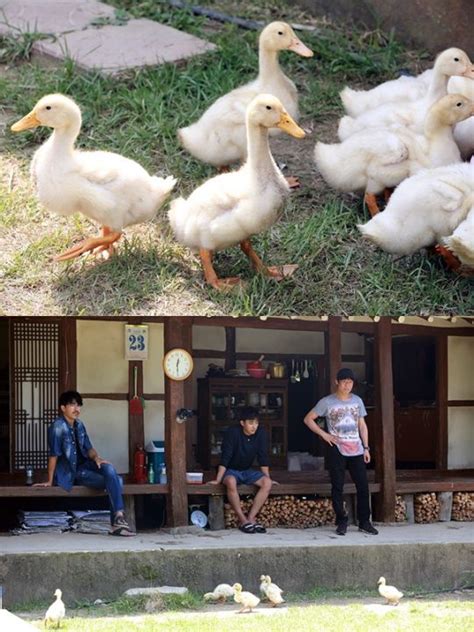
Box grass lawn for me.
[0,0,472,315]
[22,596,474,632]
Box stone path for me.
[0,0,216,74]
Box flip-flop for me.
[238,522,256,534]
[109,526,136,537]
[253,523,267,533]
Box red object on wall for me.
[134,445,147,484]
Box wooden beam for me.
[326,316,342,389]
[447,400,474,407]
[60,317,76,392]
[128,361,145,475]
[436,336,448,470]
[373,317,396,522]
[224,327,236,371]
[192,316,329,331]
[164,317,192,527]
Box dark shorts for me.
[223,468,265,485]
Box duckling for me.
[259,574,269,600]
[260,575,285,607]
[44,588,66,628]
[338,48,474,140]
[169,94,305,289]
[444,208,474,269]
[315,94,474,216]
[178,21,312,172]
[448,76,474,160]
[377,577,403,606]
[232,582,260,613]
[204,583,235,603]
[11,94,176,261]
[358,161,474,255]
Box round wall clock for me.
[163,348,194,381]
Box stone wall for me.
[297,0,474,56]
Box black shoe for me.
[336,521,347,536]
[358,521,378,535]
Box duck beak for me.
[461,63,474,78]
[277,111,306,138]
[287,37,313,58]
[11,110,41,132]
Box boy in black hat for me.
[304,368,378,536]
[209,406,273,534]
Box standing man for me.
[209,406,273,534]
[35,390,134,536]
[304,368,378,536]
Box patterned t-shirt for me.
[313,394,367,457]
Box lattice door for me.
[12,321,60,470]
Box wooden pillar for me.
[164,317,192,527]
[128,360,144,475]
[436,334,448,470]
[59,317,77,392]
[224,327,236,371]
[326,316,342,389]
[373,317,396,522]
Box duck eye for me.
[266,105,272,110]
[456,102,462,107]
[46,106,52,110]
[278,31,283,35]
[454,57,459,62]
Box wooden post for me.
[164,318,192,527]
[326,316,342,389]
[60,317,77,392]
[224,327,236,371]
[436,335,448,470]
[128,360,144,475]
[373,317,396,522]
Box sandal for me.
[253,523,267,534]
[110,526,135,537]
[238,522,256,534]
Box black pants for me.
[328,446,370,525]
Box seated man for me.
[209,406,274,534]
[35,390,134,536]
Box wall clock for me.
[163,348,194,381]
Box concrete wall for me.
[297,0,474,57]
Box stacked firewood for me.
[224,495,335,529]
[451,492,474,521]
[414,492,440,523]
[395,495,406,522]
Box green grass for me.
[21,597,474,632]
[0,0,472,315]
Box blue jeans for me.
[74,461,124,523]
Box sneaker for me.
[336,521,347,536]
[358,521,378,535]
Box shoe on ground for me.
[358,521,378,535]
[336,521,347,536]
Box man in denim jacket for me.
[35,390,134,536]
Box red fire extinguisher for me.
[134,445,147,484]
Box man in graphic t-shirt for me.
[304,368,378,536]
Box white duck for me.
[169,94,305,289]
[444,207,474,269]
[358,161,474,256]
[204,583,235,603]
[315,94,474,216]
[448,76,474,160]
[11,94,176,261]
[259,574,269,600]
[377,577,403,606]
[233,582,260,613]
[44,588,66,628]
[338,48,474,140]
[260,575,285,607]
[178,21,312,173]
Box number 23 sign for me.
[125,325,149,360]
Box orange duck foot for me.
[285,175,300,189]
[364,193,381,217]
[55,229,122,262]
[434,244,462,272]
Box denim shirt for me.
[48,416,93,491]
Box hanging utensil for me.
[294,361,301,383]
[290,359,296,383]
[303,359,309,379]
[129,365,143,415]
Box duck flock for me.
[10,21,474,287]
